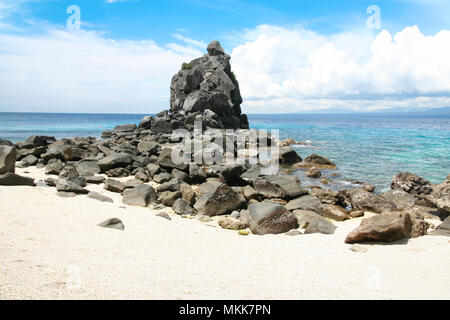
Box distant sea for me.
[1,112,449,192]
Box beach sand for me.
[1,167,449,300]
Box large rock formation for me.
[139,41,249,133]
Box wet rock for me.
[194,183,247,216]
[306,167,321,178]
[0,145,17,174]
[97,218,124,231]
[0,172,35,186]
[349,188,397,213]
[279,146,302,165]
[122,185,157,207]
[87,191,113,203]
[286,195,323,214]
[252,175,308,200]
[391,172,433,196]
[247,202,299,235]
[104,179,125,193]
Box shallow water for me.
[1,112,449,191]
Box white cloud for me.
[0,28,200,113]
[232,25,450,113]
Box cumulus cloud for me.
[0,28,201,113]
[232,25,450,113]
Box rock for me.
[56,178,87,194]
[85,176,106,184]
[180,183,196,206]
[156,212,171,221]
[285,229,302,236]
[0,146,17,174]
[243,185,261,201]
[44,177,57,187]
[114,124,137,132]
[286,195,323,214]
[173,198,196,215]
[349,210,364,218]
[59,166,79,179]
[391,172,433,196]
[279,146,302,165]
[106,167,130,178]
[158,191,181,207]
[252,175,308,200]
[349,188,397,213]
[322,204,350,221]
[152,172,172,184]
[194,183,247,216]
[97,218,124,231]
[0,172,35,186]
[139,116,153,129]
[134,167,149,182]
[310,188,345,206]
[97,153,133,172]
[0,139,14,146]
[383,189,417,211]
[429,217,450,236]
[24,135,56,147]
[156,178,181,192]
[137,140,159,155]
[124,178,143,189]
[345,213,414,244]
[306,167,321,178]
[146,163,161,178]
[75,162,101,176]
[17,154,38,168]
[188,163,207,184]
[218,218,247,230]
[304,154,336,166]
[171,168,189,182]
[363,184,375,193]
[248,202,299,235]
[207,40,225,56]
[221,164,246,184]
[68,176,87,187]
[57,192,77,198]
[169,41,248,130]
[157,148,189,172]
[61,146,84,161]
[122,185,157,207]
[104,179,125,193]
[87,192,113,203]
[293,210,337,234]
[45,159,64,175]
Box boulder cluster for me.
[0,41,449,244]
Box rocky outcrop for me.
[248,202,299,235]
[391,172,433,196]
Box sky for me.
[0,0,449,114]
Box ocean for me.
[1,112,449,192]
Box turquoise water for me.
[0,112,449,191]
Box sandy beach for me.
[0,166,448,300]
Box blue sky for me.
[0,0,449,113]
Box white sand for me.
[1,167,449,300]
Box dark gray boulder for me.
[0,145,17,174]
[17,154,38,168]
[304,154,336,166]
[97,153,133,172]
[158,191,181,207]
[59,166,79,179]
[75,162,101,176]
[122,185,157,207]
[286,195,324,214]
[194,183,247,216]
[24,135,56,147]
[157,148,189,172]
[252,175,308,200]
[153,172,172,184]
[383,189,417,211]
[0,172,35,186]
[56,178,88,194]
[45,159,64,175]
[173,198,196,215]
[279,146,302,165]
[248,202,299,235]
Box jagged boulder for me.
[248,202,299,235]
[391,172,433,196]
[194,183,246,216]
